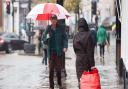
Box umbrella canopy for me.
[102,16,116,27]
[26,3,70,20]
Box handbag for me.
[80,68,101,89]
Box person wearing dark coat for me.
[73,18,95,88]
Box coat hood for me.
[78,18,89,32]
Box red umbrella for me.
[26,3,70,20]
[36,14,53,20]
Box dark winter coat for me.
[42,24,68,57]
[90,28,97,46]
[73,18,95,82]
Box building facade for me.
[3,0,11,32]
[81,0,115,24]
[0,0,3,32]
[98,0,115,23]
[3,0,30,34]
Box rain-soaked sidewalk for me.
[0,32,123,89]
[94,32,123,89]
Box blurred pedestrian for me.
[41,37,48,67]
[90,27,97,55]
[95,14,99,31]
[43,15,68,89]
[97,25,108,59]
[38,30,44,54]
[90,26,97,46]
[33,30,40,55]
[21,28,27,41]
[73,18,95,89]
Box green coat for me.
[97,25,107,45]
[42,24,68,57]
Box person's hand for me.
[91,66,96,70]
[106,40,110,47]
[46,34,50,39]
[63,48,67,52]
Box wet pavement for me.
[0,32,123,89]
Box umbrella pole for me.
[48,20,49,25]
[48,14,50,25]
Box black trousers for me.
[49,53,62,88]
[99,44,105,57]
[42,49,47,65]
[62,52,66,69]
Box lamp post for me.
[91,0,97,22]
[12,0,15,32]
[56,0,65,25]
[28,0,31,11]
[56,0,68,77]
[74,4,79,33]
[28,0,31,43]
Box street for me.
[0,0,128,88]
[0,32,123,89]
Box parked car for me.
[0,32,28,53]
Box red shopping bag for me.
[80,68,101,89]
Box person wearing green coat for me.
[42,15,68,89]
[97,25,108,58]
